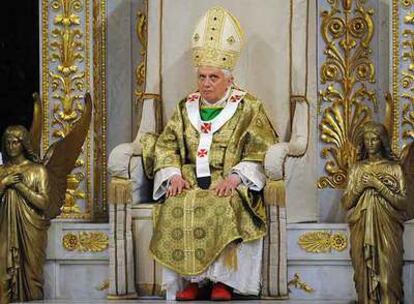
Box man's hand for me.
[167,175,190,197]
[213,174,241,197]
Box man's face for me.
[197,67,232,103]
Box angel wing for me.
[30,92,42,157]
[43,93,92,219]
[384,92,394,144]
[401,141,414,221]
[384,92,414,220]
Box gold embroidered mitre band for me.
[192,6,244,71]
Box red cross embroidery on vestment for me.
[229,94,242,102]
[198,149,208,158]
[187,94,199,103]
[201,122,212,134]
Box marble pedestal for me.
[42,221,414,302]
[44,221,110,300]
[287,222,414,303]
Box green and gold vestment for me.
[148,89,277,276]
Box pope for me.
[148,7,277,301]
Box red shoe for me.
[211,282,232,301]
[176,283,199,301]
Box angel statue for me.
[342,121,414,304]
[0,93,92,303]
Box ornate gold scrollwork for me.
[50,0,86,125]
[401,0,414,9]
[47,0,91,219]
[401,0,414,143]
[136,8,147,89]
[298,231,348,253]
[318,0,377,189]
[42,0,51,153]
[392,0,414,150]
[62,232,109,252]
[92,0,108,221]
[288,273,315,293]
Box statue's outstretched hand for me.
[213,174,241,197]
[167,175,190,197]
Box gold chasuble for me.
[149,88,277,276]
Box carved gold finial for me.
[342,0,352,11]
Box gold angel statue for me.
[0,93,92,303]
[342,121,414,304]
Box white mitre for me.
[192,6,244,71]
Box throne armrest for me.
[264,97,309,181]
[108,88,160,204]
[263,97,309,207]
[264,143,289,181]
[108,132,158,205]
[263,143,289,206]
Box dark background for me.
[0,1,39,140]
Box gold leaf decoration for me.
[330,232,348,251]
[401,1,414,144]
[92,0,108,221]
[62,233,79,251]
[62,232,109,252]
[95,280,110,291]
[288,273,315,293]
[134,2,148,135]
[48,0,90,219]
[135,9,147,88]
[298,231,348,253]
[318,0,377,189]
[60,173,85,214]
[401,0,413,9]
